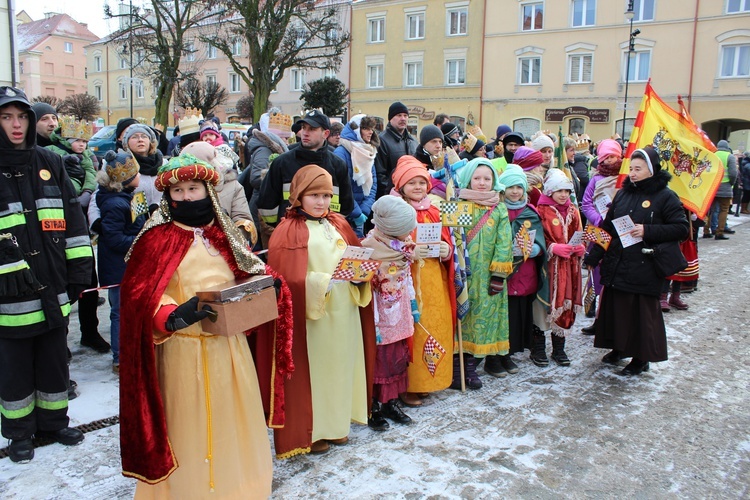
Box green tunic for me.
[459,203,514,357]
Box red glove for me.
[571,245,586,257]
[488,276,505,295]
[551,244,574,258]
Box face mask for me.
[168,196,215,227]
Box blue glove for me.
[430,168,446,179]
[530,243,541,258]
[410,299,420,324]
[354,213,367,226]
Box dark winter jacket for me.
[0,137,93,338]
[375,124,417,198]
[584,170,689,297]
[257,143,354,225]
[240,129,288,220]
[96,189,146,286]
[571,154,591,200]
[740,155,750,190]
[333,123,378,225]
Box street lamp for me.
[119,0,134,117]
[622,1,636,139]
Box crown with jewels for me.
[179,107,204,136]
[59,115,93,141]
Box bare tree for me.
[206,0,350,122]
[105,0,224,128]
[175,79,229,117]
[31,95,68,114]
[62,94,101,121]
[235,94,255,122]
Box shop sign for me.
[544,106,610,123]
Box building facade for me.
[17,12,99,99]
[350,0,485,134]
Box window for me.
[44,62,54,74]
[323,67,336,79]
[19,62,23,74]
[368,17,385,43]
[136,50,145,65]
[404,62,423,86]
[207,44,217,59]
[568,54,593,83]
[625,50,651,82]
[230,73,241,93]
[231,38,242,56]
[94,56,102,72]
[136,82,144,99]
[447,8,468,36]
[185,41,195,62]
[614,118,635,141]
[513,118,539,139]
[94,85,102,101]
[519,57,541,84]
[291,69,306,91]
[367,64,384,88]
[572,0,596,27]
[64,42,73,53]
[522,2,544,31]
[633,0,654,21]
[120,57,128,69]
[119,83,127,100]
[446,59,466,85]
[65,65,74,77]
[569,118,585,135]
[720,44,750,77]
[727,0,750,13]
[206,74,217,86]
[406,13,425,40]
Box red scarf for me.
[119,223,293,483]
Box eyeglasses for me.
[129,133,150,141]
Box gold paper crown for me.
[268,111,292,131]
[59,115,93,141]
[570,134,590,152]
[466,111,485,142]
[179,107,204,136]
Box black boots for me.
[80,331,111,353]
[36,427,85,446]
[450,353,483,389]
[621,358,650,376]
[368,400,389,431]
[602,350,625,365]
[530,330,549,367]
[484,354,507,378]
[550,335,571,366]
[8,438,34,463]
[381,399,412,425]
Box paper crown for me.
[59,115,93,141]
[268,111,292,136]
[179,107,204,136]
[569,133,591,152]
[466,111,485,142]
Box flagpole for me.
[622,1,635,138]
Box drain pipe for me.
[687,0,700,112]
[478,0,487,126]
[8,0,17,86]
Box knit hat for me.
[498,164,528,192]
[456,158,503,191]
[531,133,554,152]
[199,121,220,141]
[155,153,220,191]
[502,131,525,148]
[123,124,157,154]
[441,122,460,138]
[716,139,730,151]
[371,195,417,237]
[388,101,409,121]
[115,118,138,141]
[180,141,220,169]
[419,125,444,146]
[596,138,623,161]
[632,147,662,175]
[462,132,485,156]
[288,165,334,209]
[513,146,544,171]
[104,150,140,186]
[31,102,57,122]
[543,168,575,196]
[494,124,512,141]
[392,155,432,191]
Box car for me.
[221,124,249,149]
[88,125,117,161]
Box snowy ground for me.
[1,215,749,499]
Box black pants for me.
[0,327,70,440]
[77,265,100,337]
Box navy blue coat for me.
[333,123,378,224]
[96,189,146,286]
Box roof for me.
[17,13,99,52]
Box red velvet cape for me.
[119,222,293,483]
[260,209,376,458]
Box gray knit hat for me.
[419,125,444,146]
[31,102,57,122]
[371,195,417,237]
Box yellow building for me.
[349,0,485,133]
[481,0,750,143]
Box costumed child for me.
[513,146,547,206]
[454,158,514,389]
[95,150,147,373]
[119,154,293,498]
[200,121,240,170]
[391,156,456,404]
[266,165,375,456]
[361,195,419,429]
[534,169,585,366]
[484,165,548,377]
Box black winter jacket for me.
[584,170,688,297]
[375,124,417,198]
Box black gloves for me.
[165,296,215,332]
[488,276,505,296]
[67,284,88,304]
[62,155,86,185]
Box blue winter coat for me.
[333,123,377,225]
[96,189,146,286]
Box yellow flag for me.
[619,81,723,219]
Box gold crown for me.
[268,111,292,131]
[179,107,204,136]
[59,115,93,141]
[466,111,485,142]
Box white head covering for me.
[531,133,555,152]
[348,113,367,143]
[543,168,574,196]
